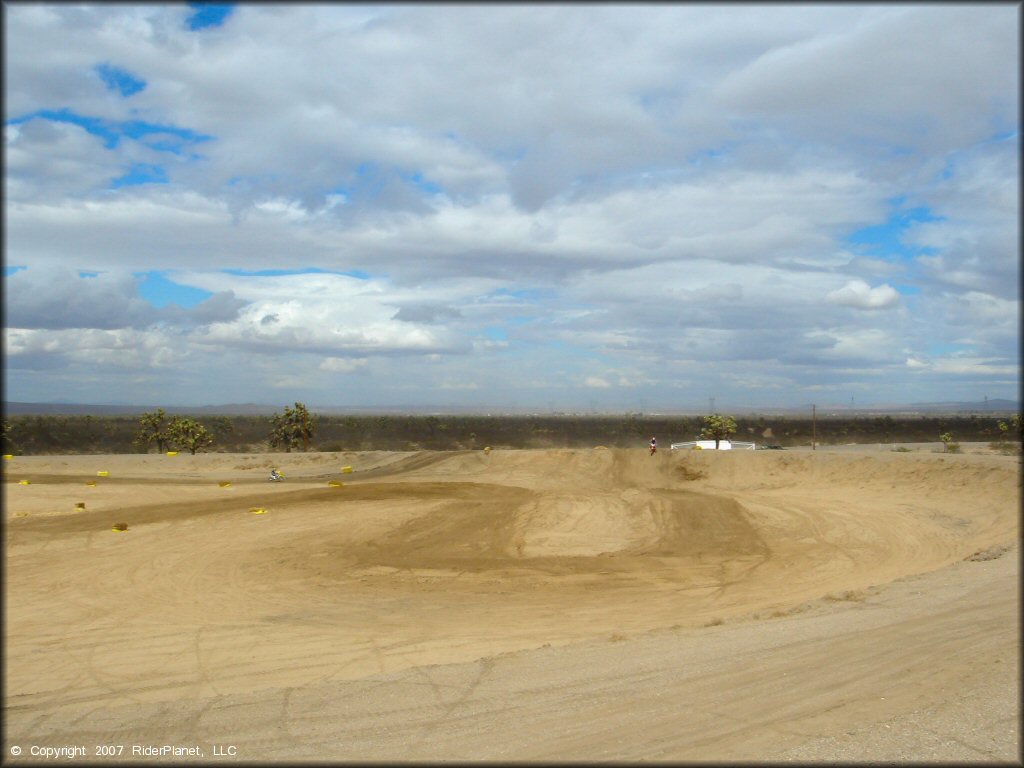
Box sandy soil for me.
[3,446,1020,762]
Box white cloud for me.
[906,355,1019,377]
[5,119,121,200]
[3,4,1018,408]
[716,6,1017,152]
[5,327,189,370]
[811,328,904,365]
[154,272,472,363]
[826,280,901,310]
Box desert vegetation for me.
[700,413,739,448]
[1,411,1020,456]
[268,402,315,452]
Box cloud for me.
[3,267,247,330]
[391,304,463,324]
[716,6,1017,152]
[5,268,157,329]
[162,290,248,325]
[319,357,369,374]
[3,5,1017,408]
[5,327,191,371]
[179,272,470,359]
[826,280,901,310]
[905,355,1019,377]
[5,118,121,199]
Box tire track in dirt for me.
[4,448,1018,761]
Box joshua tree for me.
[998,414,1023,442]
[700,413,738,449]
[167,417,214,455]
[940,432,960,453]
[268,402,315,452]
[136,409,171,453]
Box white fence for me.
[670,439,756,451]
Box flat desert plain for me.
[4,446,1020,762]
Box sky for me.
[3,3,1020,412]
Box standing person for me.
[649,437,657,455]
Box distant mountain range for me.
[3,399,1019,416]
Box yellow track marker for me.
[249,507,267,515]
[112,522,128,532]
[219,481,233,488]
[166,451,178,457]
[341,466,353,474]
[75,502,86,511]
[3,454,13,460]
[18,479,30,485]
[97,471,109,477]
[85,480,97,487]
[328,480,344,487]
[15,512,28,517]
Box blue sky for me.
[3,4,1019,410]
[186,3,234,31]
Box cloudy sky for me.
[4,3,1019,411]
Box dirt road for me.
[4,447,1019,761]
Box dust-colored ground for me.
[3,446,1020,762]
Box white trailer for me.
[670,439,756,451]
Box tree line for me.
[2,407,1020,456]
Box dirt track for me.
[3,447,1020,762]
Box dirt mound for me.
[304,482,765,567]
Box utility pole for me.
[812,404,816,450]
